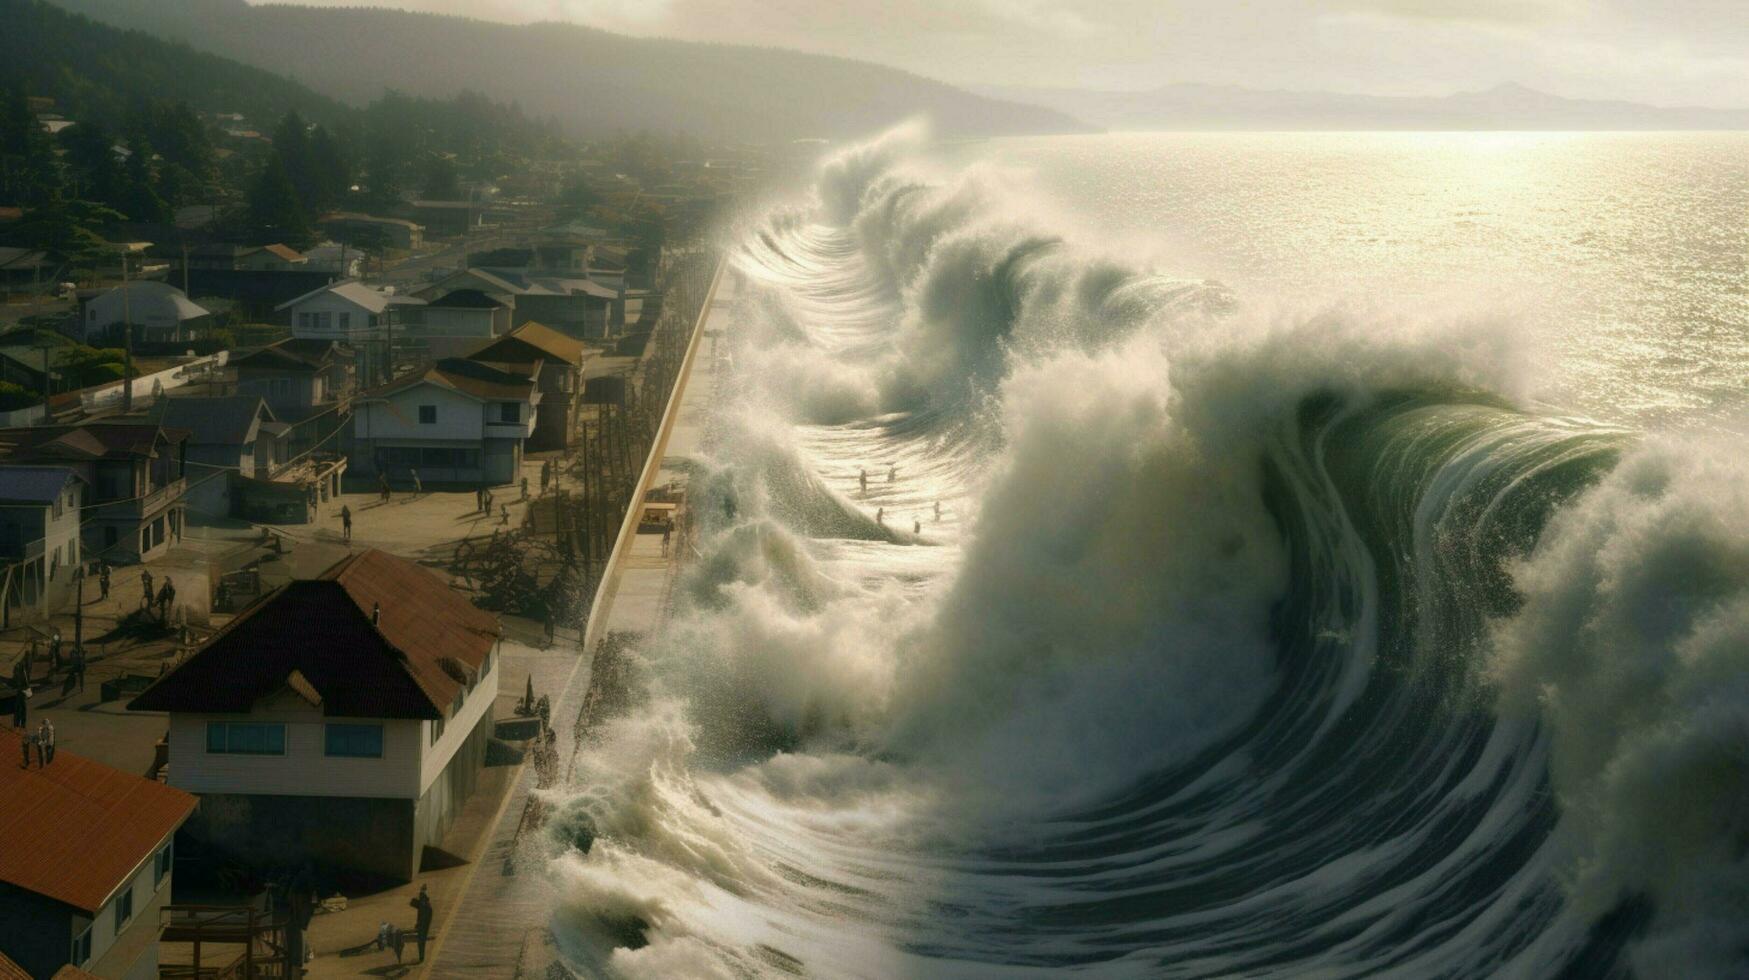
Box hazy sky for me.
[257,0,1749,107]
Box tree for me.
[307,125,350,213]
[272,111,318,215]
[0,87,62,208]
[59,125,126,212]
[360,141,404,210]
[117,135,169,223]
[1,199,125,274]
[419,154,461,200]
[246,151,313,247]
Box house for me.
[318,213,422,251]
[236,244,307,272]
[181,245,253,272]
[349,358,538,490]
[411,289,511,360]
[0,728,197,980]
[152,397,274,524]
[416,268,621,339]
[128,549,500,883]
[232,338,355,423]
[80,283,210,346]
[0,466,84,616]
[276,281,426,387]
[301,243,363,278]
[464,322,591,451]
[0,423,189,565]
[405,200,482,238]
[0,248,58,295]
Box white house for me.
[82,282,211,345]
[0,729,196,980]
[128,549,501,883]
[0,465,84,615]
[276,281,426,386]
[349,358,538,489]
[410,288,511,360]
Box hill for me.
[0,0,352,132]
[44,0,1090,141]
[977,81,1749,131]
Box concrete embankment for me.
[422,259,732,980]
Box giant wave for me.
[543,127,1749,979]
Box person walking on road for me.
[409,885,434,962]
[341,505,353,542]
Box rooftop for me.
[0,464,82,504]
[155,395,274,447]
[366,358,535,404]
[0,729,196,913]
[466,321,586,368]
[130,549,500,720]
[428,288,505,311]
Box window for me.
[337,312,351,331]
[418,405,437,425]
[71,925,92,966]
[154,842,173,887]
[114,885,133,931]
[317,311,333,331]
[325,723,384,758]
[430,716,445,745]
[498,402,519,423]
[205,722,286,755]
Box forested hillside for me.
[45,0,1088,140]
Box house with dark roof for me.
[152,397,275,524]
[232,338,355,423]
[0,466,84,616]
[128,549,500,883]
[348,359,538,490]
[465,322,593,452]
[411,288,510,361]
[416,267,623,339]
[0,729,196,980]
[0,423,189,565]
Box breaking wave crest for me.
[545,127,1749,978]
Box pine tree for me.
[272,110,318,217]
[307,124,350,213]
[246,150,313,248]
[117,135,169,223]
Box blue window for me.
[154,842,173,887]
[71,925,92,965]
[205,722,286,755]
[114,886,133,931]
[324,723,384,758]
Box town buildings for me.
[0,729,197,980]
[0,423,189,565]
[128,549,501,883]
[151,397,275,524]
[348,358,538,489]
[409,289,511,361]
[277,281,426,387]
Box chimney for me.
[372,602,382,626]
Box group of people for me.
[863,465,944,534]
[373,885,435,964]
[17,719,54,768]
[140,569,176,621]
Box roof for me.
[0,729,196,913]
[475,269,618,300]
[0,950,28,980]
[130,550,499,720]
[0,422,188,462]
[276,280,425,315]
[156,396,274,447]
[0,465,82,503]
[466,321,585,367]
[428,288,505,310]
[364,358,534,404]
[53,966,103,980]
[260,244,305,263]
[233,337,350,373]
[92,282,209,321]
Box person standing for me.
[875,507,885,525]
[341,505,353,543]
[21,730,33,768]
[410,469,423,495]
[99,561,110,600]
[158,578,176,622]
[521,477,529,501]
[379,474,392,502]
[888,463,897,483]
[858,468,867,494]
[10,666,26,729]
[140,568,154,610]
[37,719,53,765]
[409,885,434,962]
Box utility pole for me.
[120,246,134,413]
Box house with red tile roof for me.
[128,549,502,882]
[0,729,196,980]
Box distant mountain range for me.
[42,0,1089,141]
[978,81,1749,131]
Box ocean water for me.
[546,129,1749,979]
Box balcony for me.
[134,477,188,518]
